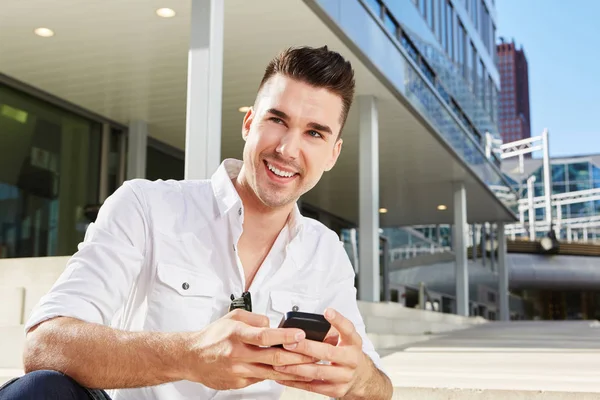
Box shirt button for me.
[182,282,190,290]
[238,208,242,216]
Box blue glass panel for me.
[551,164,566,183]
[383,11,397,35]
[364,0,381,16]
[552,183,566,195]
[591,164,600,184]
[401,34,420,64]
[567,162,590,182]
[569,181,591,192]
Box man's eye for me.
[269,117,284,124]
[308,130,323,139]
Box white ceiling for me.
[0,0,516,226]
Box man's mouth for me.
[264,160,298,179]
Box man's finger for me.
[324,308,362,346]
[237,326,306,347]
[323,328,340,346]
[226,309,269,327]
[276,379,348,398]
[240,345,318,366]
[283,339,358,368]
[233,363,313,382]
[274,362,353,383]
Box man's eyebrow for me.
[266,108,289,120]
[307,122,333,136]
[267,108,333,135]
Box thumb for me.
[226,309,270,328]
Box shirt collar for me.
[211,158,304,240]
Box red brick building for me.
[497,40,531,143]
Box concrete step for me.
[0,326,25,369]
[364,315,470,336]
[358,301,486,327]
[0,369,22,386]
[367,333,433,351]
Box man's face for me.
[241,74,344,209]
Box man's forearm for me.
[345,357,393,400]
[24,317,188,389]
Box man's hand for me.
[273,308,392,399]
[181,309,317,390]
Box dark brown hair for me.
[258,46,355,137]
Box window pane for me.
[552,164,566,182]
[446,1,454,60]
[383,11,397,35]
[146,145,184,181]
[0,84,101,258]
[568,162,590,182]
[440,0,447,50]
[427,0,435,29]
[478,60,485,107]
[364,0,381,16]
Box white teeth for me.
[267,163,295,178]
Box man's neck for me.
[233,169,294,239]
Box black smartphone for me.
[278,311,331,343]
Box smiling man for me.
[2,46,393,400]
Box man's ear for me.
[241,107,254,141]
[324,138,343,172]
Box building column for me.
[497,222,509,321]
[454,183,469,316]
[358,96,380,302]
[185,0,224,180]
[127,120,148,180]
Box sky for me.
[495,0,600,157]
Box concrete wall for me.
[0,256,69,326]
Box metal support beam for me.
[528,176,536,241]
[454,183,469,317]
[542,129,552,225]
[490,224,495,273]
[358,96,380,302]
[127,120,148,180]
[481,224,486,267]
[497,222,509,321]
[185,0,224,179]
[99,123,111,203]
[381,237,390,302]
[471,225,477,262]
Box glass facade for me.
[512,160,600,220]
[0,83,102,258]
[146,144,184,182]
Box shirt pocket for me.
[267,290,321,328]
[147,262,222,332]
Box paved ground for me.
[382,320,600,395]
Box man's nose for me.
[276,131,301,159]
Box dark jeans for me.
[0,370,111,400]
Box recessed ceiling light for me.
[156,8,176,18]
[379,208,388,214]
[238,106,251,113]
[34,27,54,37]
[437,204,447,211]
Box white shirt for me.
[26,159,382,400]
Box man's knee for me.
[0,370,90,399]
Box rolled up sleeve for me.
[319,237,385,373]
[25,180,149,332]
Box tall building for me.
[497,40,531,143]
